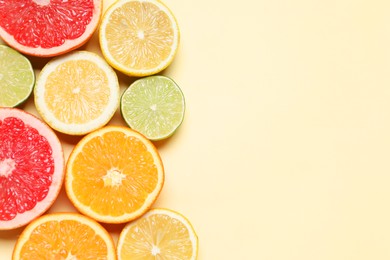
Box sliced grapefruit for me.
[0,0,102,57]
[0,108,65,230]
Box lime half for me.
[0,45,35,107]
[121,75,185,141]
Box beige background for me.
[2,0,390,259]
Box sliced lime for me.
[0,45,35,107]
[120,75,185,141]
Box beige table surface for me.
[2,0,390,259]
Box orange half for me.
[65,126,164,223]
[12,213,116,260]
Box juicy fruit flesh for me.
[19,219,109,258]
[105,1,174,70]
[0,117,54,221]
[0,45,34,107]
[0,0,94,48]
[121,76,185,140]
[121,213,194,259]
[71,131,159,216]
[44,59,110,124]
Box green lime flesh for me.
[0,45,35,107]
[120,75,185,141]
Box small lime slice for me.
[0,45,35,107]
[120,75,185,141]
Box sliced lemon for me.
[34,51,120,135]
[117,208,198,260]
[99,0,180,77]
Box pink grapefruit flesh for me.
[0,108,64,230]
[0,0,102,57]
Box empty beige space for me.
[2,0,390,259]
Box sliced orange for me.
[12,213,116,260]
[117,208,198,260]
[99,0,180,76]
[34,50,120,135]
[65,126,164,223]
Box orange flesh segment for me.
[105,1,174,70]
[70,131,159,216]
[44,60,110,124]
[19,220,108,258]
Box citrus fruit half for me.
[121,75,185,141]
[99,0,180,76]
[0,108,64,230]
[65,126,164,223]
[117,208,198,260]
[0,0,102,57]
[0,45,35,107]
[34,51,120,135]
[12,213,116,259]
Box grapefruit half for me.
[0,0,102,57]
[0,108,65,230]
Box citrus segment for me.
[117,208,198,260]
[12,213,116,259]
[0,0,102,57]
[0,45,35,107]
[65,126,164,223]
[0,108,64,230]
[34,51,120,135]
[121,75,185,141]
[99,0,180,76]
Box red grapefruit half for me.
[0,0,102,57]
[0,108,64,230]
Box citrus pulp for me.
[0,45,35,107]
[121,75,185,141]
[99,0,180,76]
[117,208,198,260]
[34,50,120,135]
[0,108,64,230]
[65,126,164,223]
[0,0,102,57]
[12,213,116,259]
